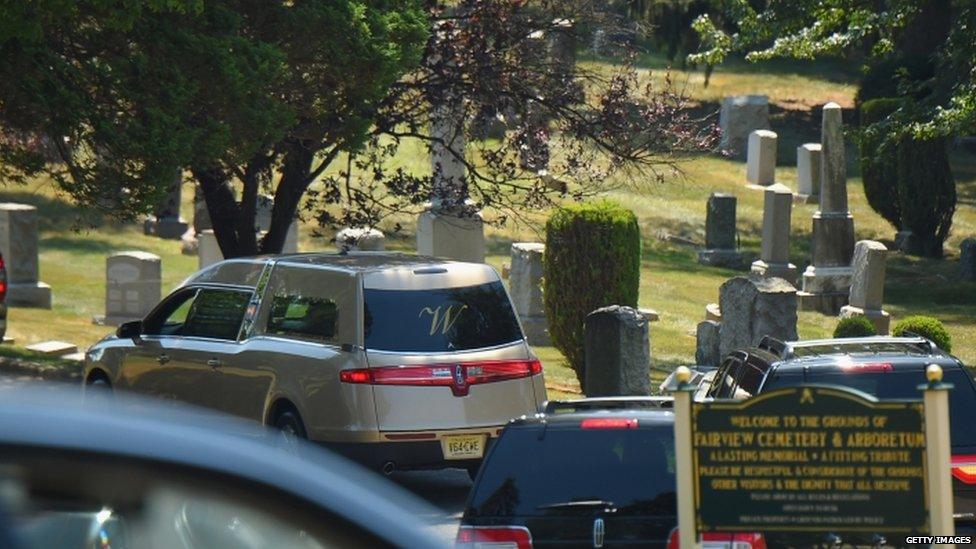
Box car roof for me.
[276,251,463,271]
[741,336,959,374]
[511,408,675,428]
[770,353,961,374]
[184,252,490,289]
[0,385,444,548]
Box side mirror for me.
[116,320,143,339]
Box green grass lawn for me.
[2,56,974,401]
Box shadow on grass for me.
[0,189,113,232]
[585,51,860,84]
[41,235,120,255]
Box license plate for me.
[441,434,486,460]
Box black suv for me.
[457,397,764,548]
[703,336,976,537]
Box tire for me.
[274,410,307,439]
[273,410,307,455]
[84,375,112,404]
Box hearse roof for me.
[183,252,480,288]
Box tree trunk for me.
[192,166,243,258]
[261,144,314,254]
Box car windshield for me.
[467,424,676,518]
[363,281,522,352]
[763,368,976,448]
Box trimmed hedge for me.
[833,316,877,339]
[858,98,903,231]
[897,136,956,258]
[892,315,952,352]
[543,200,641,385]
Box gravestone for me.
[839,240,891,334]
[584,305,650,396]
[719,95,770,155]
[0,203,51,308]
[696,320,721,367]
[416,98,485,263]
[799,103,855,314]
[698,193,743,268]
[336,227,386,251]
[960,238,976,281]
[746,130,777,186]
[198,230,222,269]
[750,184,797,282]
[146,170,188,239]
[719,276,797,359]
[509,243,548,345]
[192,184,211,234]
[283,221,299,254]
[796,143,822,201]
[255,194,274,232]
[705,303,722,322]
[105,251,161,326]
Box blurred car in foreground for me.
[85,253,545,476]
[458,398,764,548]
[0,385,445,548]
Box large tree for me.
[688,0,975,140]
[0,1,715,257]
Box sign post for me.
[923,364,955,548]
[672,366,701,549]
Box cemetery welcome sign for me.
[691,385,928,534]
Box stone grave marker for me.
[198,230,222,269]
[746,130,777,186]
[839,240,891,334]
[146,170,188,239]
[719,95,770,155]
[796,143,821,201]
[509,243,548,344]
[584,305,650,396]
[719,276,797,359]
[698,193,743,268]
[696,320,721,367]
[960,238,976,281]
[799,103,855,314]
[0,203,51,308]
[417,97,485,263]
[336,227,386,251]
[750,184,797,282]
[105,251,161,326]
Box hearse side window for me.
[266,295,339,343]
[143,289,199,336]
[180,289,251,340]
[254,265,356,345]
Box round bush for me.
[542,200,641,385]
[892,315,952,352]
[833,316,877,339]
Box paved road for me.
[389,468,472,544]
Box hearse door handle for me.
[207,358,222,369]
[156,354,170,365]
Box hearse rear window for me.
[363,281,522,352]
